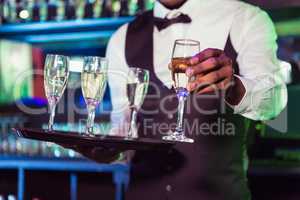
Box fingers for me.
[197,78,232,94]
[186,54,232,77]
[189,48,223,65]
[187,65,233,92]
[168,48,234,94]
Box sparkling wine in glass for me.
[81,56,108,136]
[163,39,200,143]
[126,68,149,139]
[44,54,69,131]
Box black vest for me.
[124,11,251,200]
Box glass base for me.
[124,131,138,140]
[83,132,95,137]
[125,126,138,140]
[47,126,53,132]
[162,132,194,143]
[124,136,137,140]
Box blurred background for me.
[1,0,300,200]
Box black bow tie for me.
[153,13,192,31]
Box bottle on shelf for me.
[137,0,145,14]
[0,118,8,154]
[26,0,35,22]
[111,0,121,17]
[93,0,103,19]
[0,0,2,24]
[39,0,48,21]
[32,0,41,21]
[75,0,85,20]
[65,0,76,20]
[127,0,137,16]
[0,0,8,24]
[145,0,154,11]
[56,0,65,21]
[15,0,23,22]
[7,0,17,23]
[119,0,129,17]
[101,0,113,17]
[47,0,58,21]
[7,131,17,155]
[84,0,95,19]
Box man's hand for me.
[185,48,245,105]
[186,48,233,93]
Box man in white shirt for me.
[107,0,287,123]
[104,0,288,199]
[69,0,287,199]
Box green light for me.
[275,18,300,36]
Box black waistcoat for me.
[124,11,251,200]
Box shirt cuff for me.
[226,75,255,115]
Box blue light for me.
[17,97,47,107]
[0,17,133,34]
[176,88,189,98]
[23,31,114,44]
[68,150,76,158]
[54,149,61,158]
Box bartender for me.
[70,0,287,199]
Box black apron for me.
[124,11,251,200]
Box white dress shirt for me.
[106,0,287,130]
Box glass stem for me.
[48,103,56,131]
[176,95,186,135]
[128,108,138,138]
[86,106,96,134]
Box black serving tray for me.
[12,128,175,151]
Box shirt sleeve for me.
[106,24,131,136]
[228,5,287,121]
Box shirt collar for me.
[153,0,203,19]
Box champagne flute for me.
[44,54,69,131]
[163,39,200,143]
[81,56,108,136]
[126,68,149,139]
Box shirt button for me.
[166,185,172,192]
[167,114,173,119]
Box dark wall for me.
[244,0,300,8]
